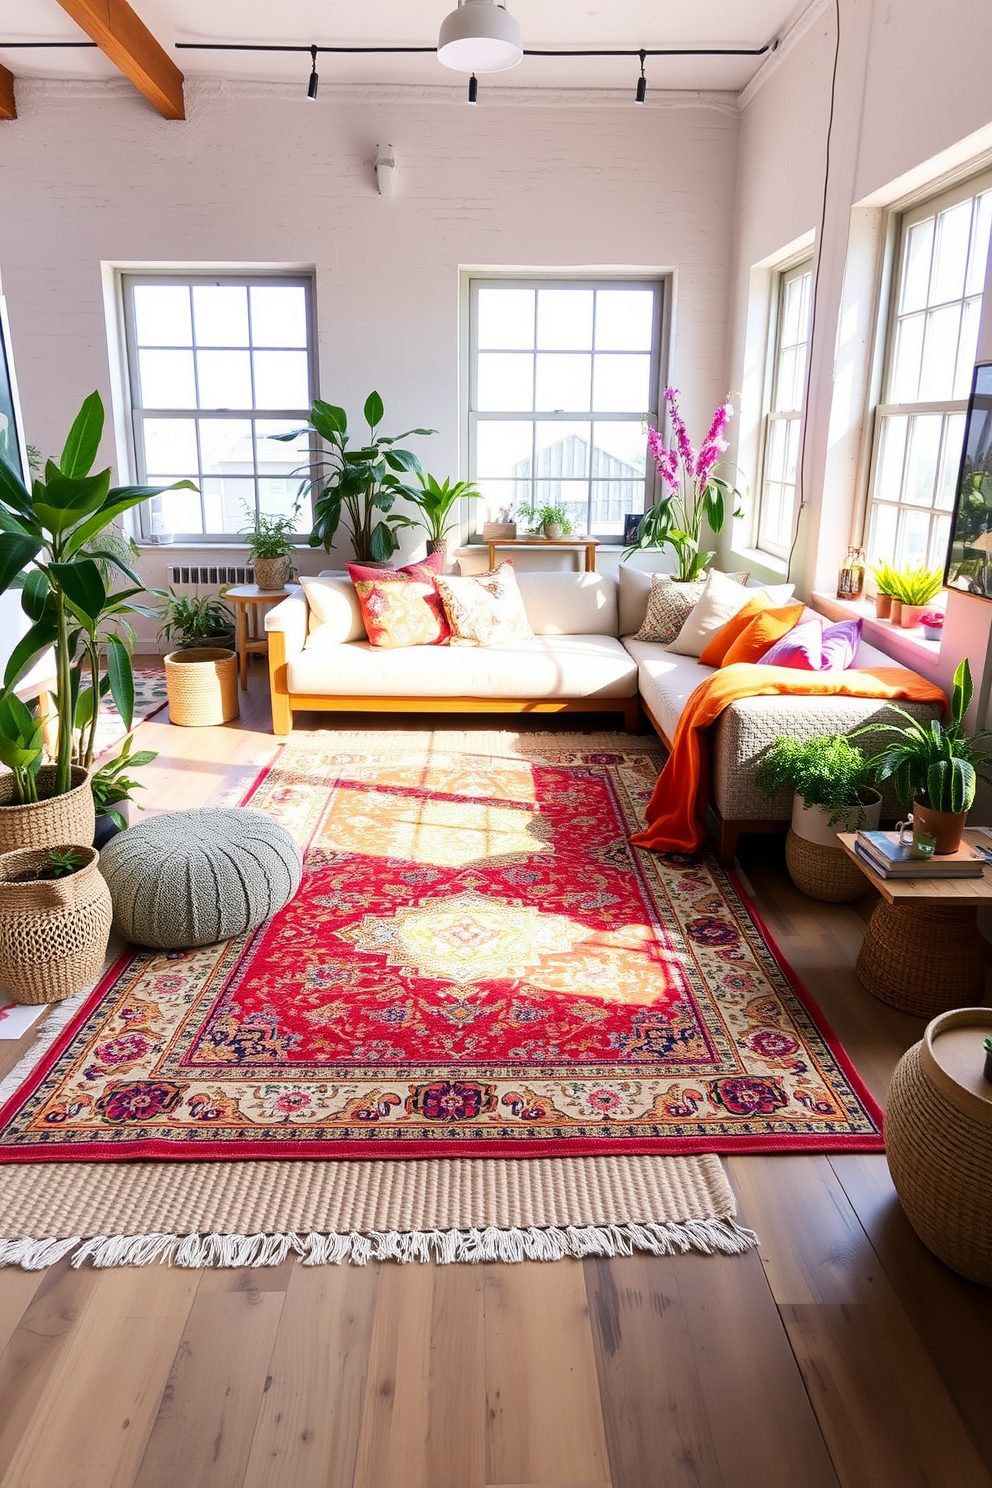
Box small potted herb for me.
[526,504,574,540]
[241,506,299,591]
[919,610,944,642]
[158,590,236,651]
[869,560,898,620]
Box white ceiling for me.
[1,0,811,92]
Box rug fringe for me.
[0,1217,758,1271]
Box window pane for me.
[930,200,972,305]
[930,513,951,569]
[775,346,802,413]
[196,350,252,409]
[192,285,249,347]
[201,476,255,533]
[890,313,925,402]
[158,484,203,535]
[138,349,196,408]
[781,274,804,345]
[759,483,789,549]
[535,353,591,412]
[954,298,982,398]
[903,414,942,505]
[591,421,647,478]
[478,289,534,350]
[936,412,966,509]
[875,415,907,502]
[257,477,308,530]
[918,303,961,401]
[142,418,197,476]
[255,420,310,477]
[250,285,308,347]
[766,417,789,482]
[133,285,191,347]
[252,350,309,410]
[534,480,589,534]
[594,289,654,351]
[900,219,934,314]
[199,419,254,478]
[477,353,533,411]
[899,506,931,567]
[537,289,593,350]
[966,192,992,296]
[590,476,641,534]
[476,478,524,518]
[475,420,533,477]
[868,500,898,563]
[535,422,590,477]
[592,354,650,412]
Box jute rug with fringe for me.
[0,726,881,1267]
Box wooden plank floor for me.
[1,662,990,1488]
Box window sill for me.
[811,591,944,667]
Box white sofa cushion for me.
[622,641,715,742]
[289,633,637,699]
[515,571,619,636]
[667,571,796,656]
[300,575,367,643]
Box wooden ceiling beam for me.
[0,62,15,120]
[54,0,185,119]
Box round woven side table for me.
[886,1007,992,1286]
[855,899,985,1018]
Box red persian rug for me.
[0,733,884,1163]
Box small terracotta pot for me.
[874,594,893,619]
[889,598,903,624]
[900,604,927,629]
[912,799,968,855]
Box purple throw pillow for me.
[758,618,824,670]
[819,617,863,669]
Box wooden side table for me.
[224,585,291,691]
[486,537,600,572]
[837,830,992,1018]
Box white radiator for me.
[167,563,254,593]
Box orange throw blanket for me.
[630,663,947,854]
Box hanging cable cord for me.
[786,0,842,585]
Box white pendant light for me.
[437,0,523,74]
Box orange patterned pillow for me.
[352,577,451,648]
[720,604,805,666]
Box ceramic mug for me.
[895,816,937,858]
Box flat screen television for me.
[945,360,992,599]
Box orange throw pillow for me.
[699,592,777,666]
[720,604,805,666]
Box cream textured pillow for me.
[666,570,796,657]
[300,575,367,643]
[435,562,534,647]
[634,571,748,645]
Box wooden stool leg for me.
[236,604,248,691]
[855,899,986,1018]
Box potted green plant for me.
[399,472,482,563]
[868,560,898,619]
[157,591,235,650]
[274,391,435,564]
[625,388,744,581]
[887,564,944,629]
[524,503,573,540]
[91,734,158,849]
[919,609,944,642]
[858,658,992,854]
[0,843,112,1004]
[756,734,882,901]
[0,391,191,853]
[241,506,298,591]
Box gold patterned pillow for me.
[352,578,450,648]
[434,562,534,646]
[634,571,748,645]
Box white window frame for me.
[863,170,992,571]
[121,271,318,543]
[755,256,813,562]
[466,276,667,543]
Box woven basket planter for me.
[786,830,869,902]
[0,765,94,857]
[165,648,239,727]
[0,844,112,1005]
[887,1008,992,1286]
[252,556,290,592]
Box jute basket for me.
[165,648,239,727]
[0,844,112,1005]
[886,1008,992,1286]
[0,765,94,856]
[785,829,868,903]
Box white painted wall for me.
[0,76,739,649]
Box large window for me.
[757,258,812,558]
[865,174,992,569]
[122,274,315,541]
[468,279,664,539]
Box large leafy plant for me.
[276,392,435,563]
[625,387,744,581]
[0,391,191,801]
[858,658,992,813]
[755,734,874,825]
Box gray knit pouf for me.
[99,808,302,949]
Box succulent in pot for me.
[886,564,944,629]
[857,658,992,854]
[240,505,299,591]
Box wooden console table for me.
[486,537,600,572]
[837,830,992,1018]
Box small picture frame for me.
[623,513,643,546]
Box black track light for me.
[307,44,319,100]
[635,49,646,103]
[468,72,478,104]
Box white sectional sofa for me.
[265,565,942,862]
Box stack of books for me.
[853,829,986,879]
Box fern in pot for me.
[241,506,298,591]
[756,734,881,901]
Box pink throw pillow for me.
[820,618,863,670]
[758,619,824,670]
[346,551,444,584]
